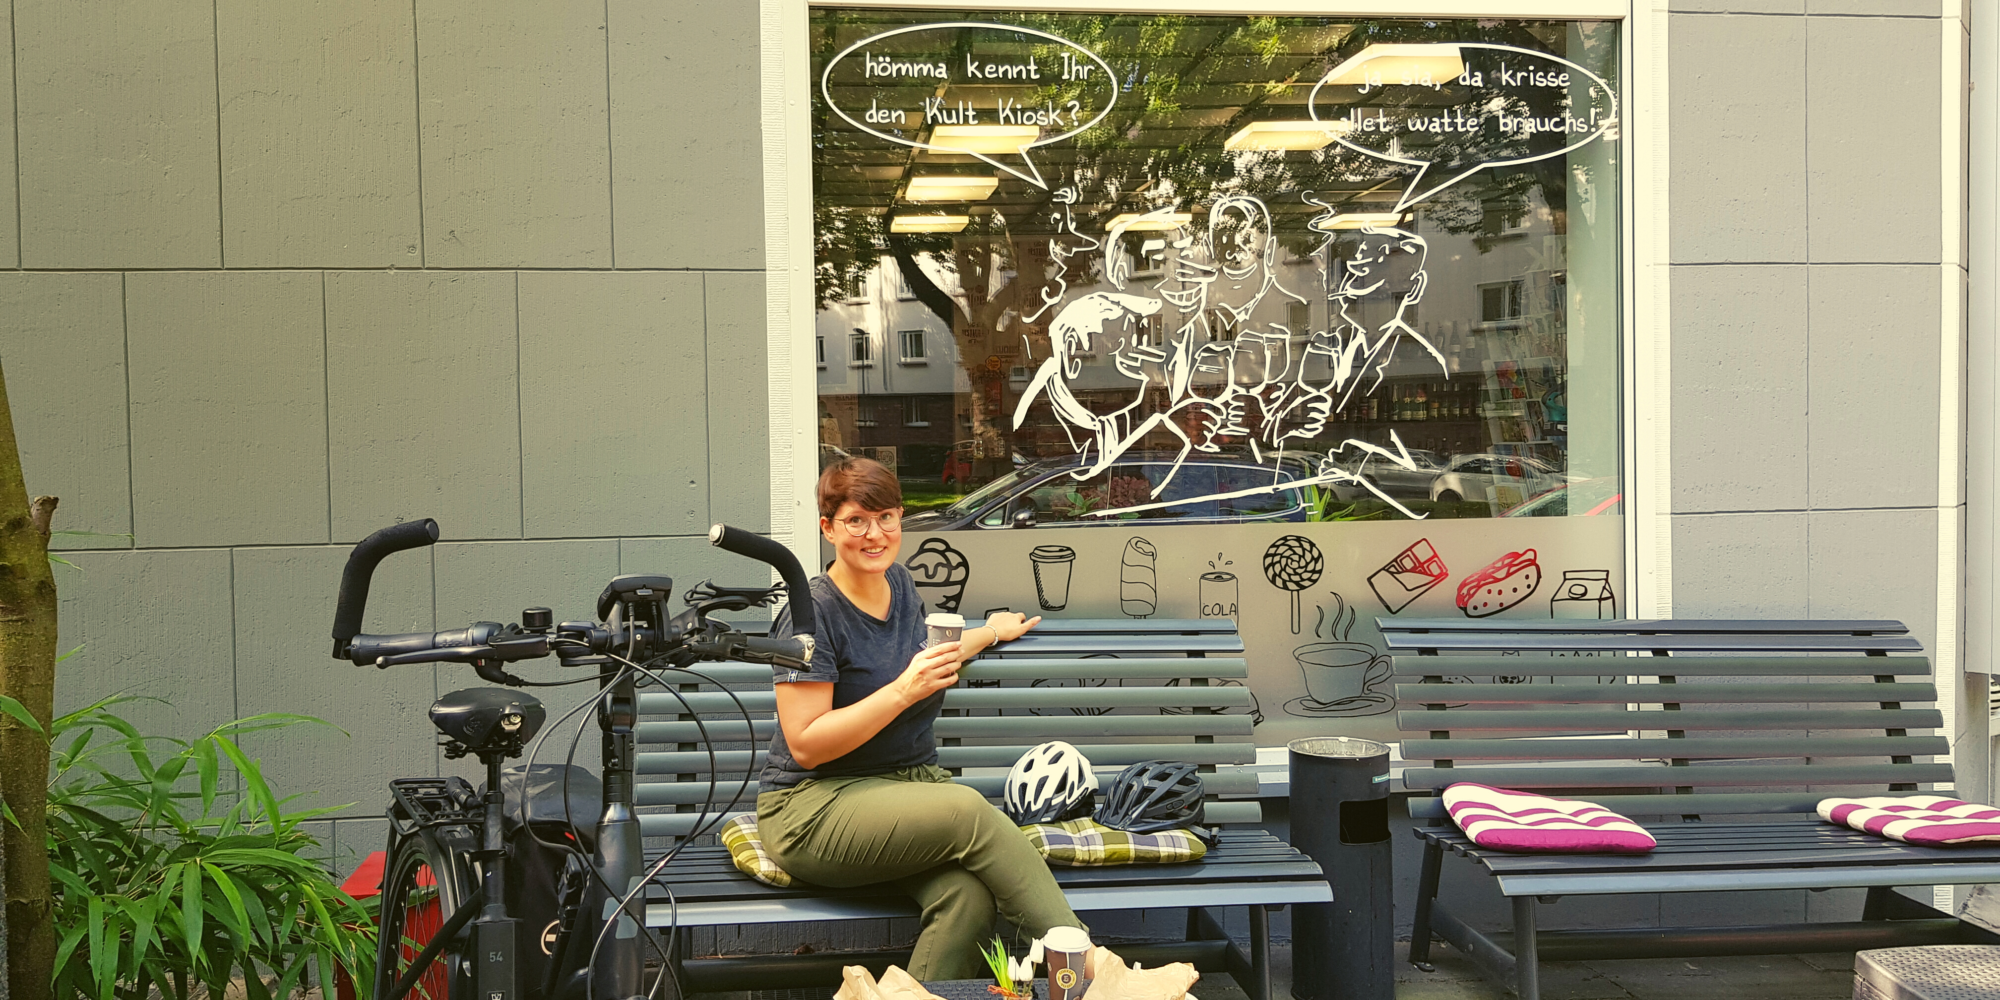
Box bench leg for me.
[1248,904,1271,1000]
[1513,896,1540,1000]
[1409,839,1445,970]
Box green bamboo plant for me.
[27,695,377,1000]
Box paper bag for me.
[833,965,944,1000]
[1079,946,1198,1000]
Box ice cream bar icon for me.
[1120,537,1157,618]
[1368,539,1449,614]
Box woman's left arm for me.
[957,611,1042,661]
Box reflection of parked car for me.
[902,452,1318,530]
[1349,448,1445,498]
[1429,453,1562,505]
[940,441,975,488]
[1502,477,1622,517]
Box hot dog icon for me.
[1457,549,1542,618]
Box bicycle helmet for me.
[1004,741,1100,825]
[1096,760,1205,833]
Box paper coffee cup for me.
[1040,926,1091,1000]
[924,612,965,648]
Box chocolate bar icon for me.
[1369,539,1449,613]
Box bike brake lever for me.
[374,645,489,668]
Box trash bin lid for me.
[1289,736,1388,758]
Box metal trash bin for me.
[1288,736,1392,1000]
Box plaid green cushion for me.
[1019,818,1208,866]
[720,815,793,887]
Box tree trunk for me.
[0,360,58,1000]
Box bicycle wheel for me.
[373,833,476,1000]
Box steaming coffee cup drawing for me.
[1284,642,1393,717]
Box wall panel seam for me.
[9,0,18,268]
[322,272,333,541]
[211,0,225,267]
[410,0,426,267]
[120,272,135,539]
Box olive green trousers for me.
[756,765,1083,980]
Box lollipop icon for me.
[1263,535,1325,634]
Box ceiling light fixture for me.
[890,214,970,233]
[1106,212,1195,232]
[1311,211,1408,231]
[928,124,1040,154]
[1224,120,1353,152]
[1322,43,1465,89]
[904,175,1001,202]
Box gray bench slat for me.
[961,658,1250,680]
[1381,634,1923,653]
[1390,655,1934,677]
[1377,618,1909,635]
[638,719,775,743]
[636,769,1262,803]
[639,691,776,714]
[635,799,1263,837]
[1401,763,1956,791]
[937,715,1255,738]
[1398,736,1952,760]
[1392,681,1937,704]
[1026,619,1238,634]
[1494,863,2000,897]
[1406,791,1946,819]
[637,742,1266,775]
[942,687,1253,710]
[646,880,1332,927]
[957,770,1260,796]
[650,664,772,685]
[992,634,1246,654]
[938,742,1260,767]
[1394,707,1943,731]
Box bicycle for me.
[329,519,817,1000]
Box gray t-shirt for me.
[760,563,940,790]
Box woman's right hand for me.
[894,642,963,705]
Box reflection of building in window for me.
[904,397,928,426]
[1287,301,1310,335]
[850,329,873,366]
[1135,311,1164,347]
[1480,281,1525,324]
[842,273,868,302]
[895,269,916,300]
[1206,308,1238,341]
[1482,200,1530,236]
[816,335,826,368]
[900,329,926,362]
[856,403,880,428]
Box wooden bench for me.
[1380,617,2000,1000]
[634,618,1329,999]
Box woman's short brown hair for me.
[817,457,902,519]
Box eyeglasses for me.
[833,511,903,536]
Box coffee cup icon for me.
[1285,642,1394,717]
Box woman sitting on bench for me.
[760,456,1082,979]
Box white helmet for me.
[1003,741,1099,825]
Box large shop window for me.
[810,9,1624,742]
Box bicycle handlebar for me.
[331,519,439,657]
[707,524,815,637]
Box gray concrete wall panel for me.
[433,538,620,637]
[1669,0,1806,13]
[1671,265,1808,512]
[125,271,329,547]
[517,272,707,537]
[1670,512,1811,618]
[0,273,132,546]
[216,0,422,268]
[416,0,612,268]
[607,0,762,269]
[326,271,522,541]
[233,545,437,821]
[1807,264,1941,509]
[705,272,772,532]
[14,0,221,269]
[1808,507,1941,653]
[53,548,236,742]
[1807,0,1939,19]
[1807,15,1942,263]
[1669,14,1807,263]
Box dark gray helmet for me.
[1096,760,1204,833]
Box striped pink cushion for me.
[1818,796,2000,846]
[1442,782,1657,854]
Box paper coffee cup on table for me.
[1040,926,1091,1000]
[924,612,964,648]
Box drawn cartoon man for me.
[1301,224,1448,414]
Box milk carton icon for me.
[1550,570,1617,619]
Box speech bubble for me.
[820,22,1118,190]
[1308,43,1617,212]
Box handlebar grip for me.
[708,524,815,636]
[332,519,440,657]
[344,631,444,665]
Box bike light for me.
[431,688,546,749]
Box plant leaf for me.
[0,693,45,736]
